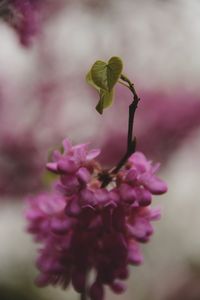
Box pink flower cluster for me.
[2,0,66,46]
[0,0,42,46]
[26,138,167,299]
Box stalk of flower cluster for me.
[81,290,87,300]
[121,74,140,151]
[102,75,140,185]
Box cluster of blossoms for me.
[0,0,67,46]
[0,0,41,46]
[26,138,167,300]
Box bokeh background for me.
[1,0,200,299]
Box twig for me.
[80,291,87,300]
[112,75,140,173]
[99,74,140,185]
[111,138,136,174]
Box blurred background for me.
[1,0,200,299]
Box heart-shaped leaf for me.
[96,89,114,114]
[107,56,123,91]
[86,56,123,114]
[91,56,123,92]
[91,60,108,90]
[86,70,100,91]
[86,68,115,114]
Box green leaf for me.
[96,89,114,114]
[87,69,114,114]
[91,56,123,92]
[107,56,123,91]
[86,70,100,91]
[91,60,108,90]
[86,56,123,114]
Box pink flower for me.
[14,0,41,45]
[26,138,167,299]
[127,152,168,195]
[26,191,68,241]
[46,138,100,174]
[0,0,43,46]
[0,0,67,46]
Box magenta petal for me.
[50,218,70,234]
[38,194,66,214]
[125,169,137,182]
[127,220,153,242]
[94,189,109,207]
[46,162,58,172]
[35,274,50,287]
[65,196,81,216]
[135,188,152,206]
[80,188,95,206]
[140,173,168,194]
[26,209,43,220]
[62,138,72,152]
[119,184,136,204]
[72,269,86,293]
[52,150,62,161]
[129,152,150,172]
[89,281,104,300]
[150,207,161,220]
[86,149,101,160]
[110,281,126,294]
[77,167,91,183]
[117,267,129,280]
[61,175,80,193]
[73,144,88,162]
[57,159,77,173]
[128,243,143,265]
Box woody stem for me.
[112,75,140,174]
[80,291,87,300]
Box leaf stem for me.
[112,75,140,173]
[98,74,140,185]
[118,80,129,88]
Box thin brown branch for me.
[98,74,140,185]
[112,75,140,173]
[80,291,87,300]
